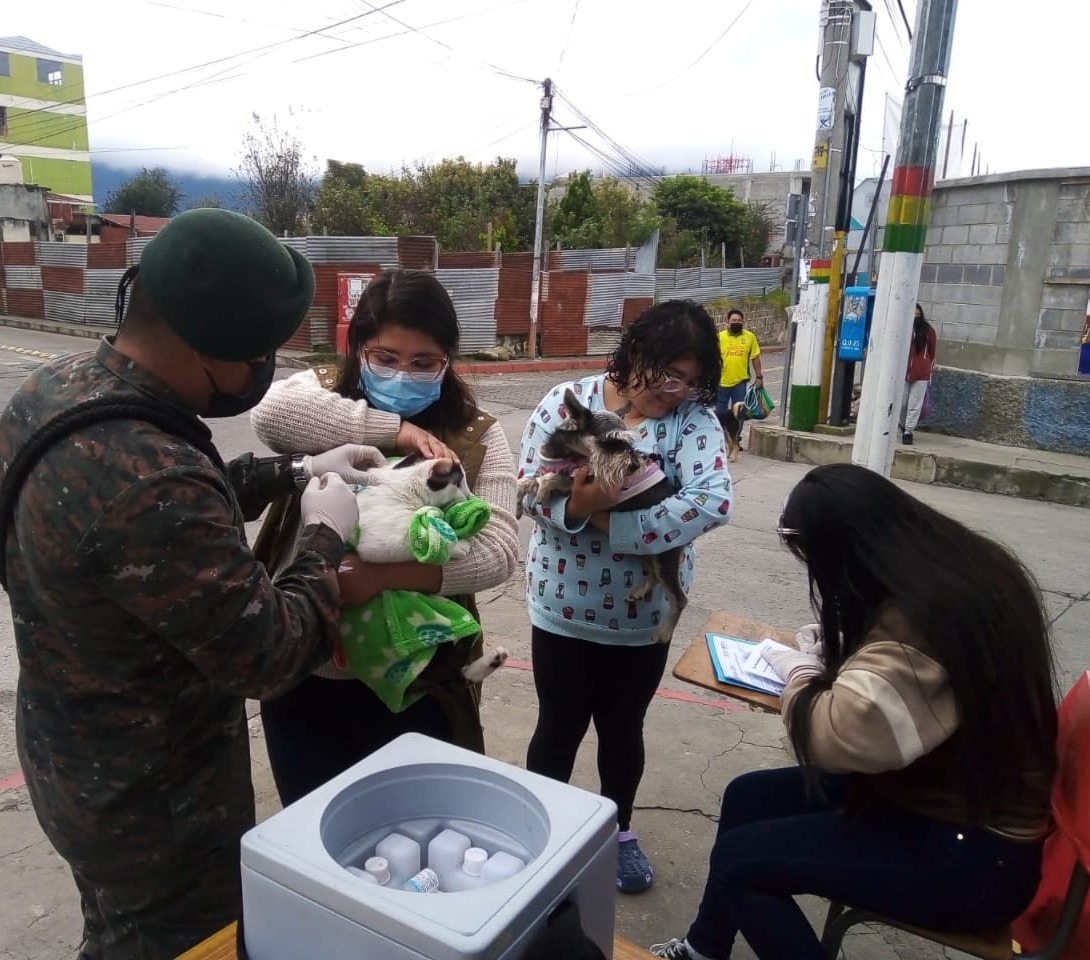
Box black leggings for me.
[525,626,669,831]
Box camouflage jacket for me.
[0,338,344,873]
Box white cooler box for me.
[240,733,618,960]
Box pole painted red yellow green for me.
[882,165,935,254]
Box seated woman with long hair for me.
[651,463,1057,960]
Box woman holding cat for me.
[518,300,733,894]
[250,269,519,805]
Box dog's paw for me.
[651,627,673,645]
[625,580,654,603]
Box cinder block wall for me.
[913,168,1090,455]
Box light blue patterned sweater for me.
[518,375,733,646]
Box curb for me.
[749,424,1090,508]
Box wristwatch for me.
[290,454,309,490]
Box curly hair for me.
[605,300,722,406]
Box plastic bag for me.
[743,384,776,421]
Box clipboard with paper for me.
[705,633,793,697]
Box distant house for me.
[98,212,170,243]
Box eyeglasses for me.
[363,347,449,382]
[777,495,801,544]
[647,375,699,397]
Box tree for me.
[188,193,223,210]
[103,167,182,217]
[547,173,659,250]
[235,111,317,236]
[653,175,764,268]
[311,156,536,251]
[737,201,774,267]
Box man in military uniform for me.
[0,209,381,960]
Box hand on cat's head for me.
[396,422,459,463]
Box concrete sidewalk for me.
[751,423,1090,508]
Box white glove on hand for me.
[304,444,387,486]
[300,474,359,542]
[795,623,824,658]
[764,645,824,683]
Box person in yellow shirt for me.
[716,309,763,415]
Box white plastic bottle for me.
[345,866,379,884]
[375,832,420,885]
[427,829,472,889]
[363,856,391,886]
[480,851,526,884]
[402,867,440,893]
[441,847,489,892]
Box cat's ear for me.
[563,387,593,431]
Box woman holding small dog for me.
[250,269,519,805]
[519,300,733,894]
[650,463,1056,960]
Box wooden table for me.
[176,922,657,959]
[672,610,797,713]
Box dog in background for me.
[517,387,686,644]
[715,402,747,463]
[350,453,508,682]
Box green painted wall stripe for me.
[882,222,928,254]
[788,384,821,431]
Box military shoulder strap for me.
[0,398,224,590]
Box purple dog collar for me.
[537,456,583,476]
[614,461,667,503]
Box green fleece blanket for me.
[336,496,491,712]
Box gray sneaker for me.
[650,938,695,959]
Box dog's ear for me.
[562,388,594,431]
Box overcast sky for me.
[7,0,1088,183]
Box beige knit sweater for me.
[250,370,519,676]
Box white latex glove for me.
[303,444,387,486]
[763,645,824,683]
[795,623,824,658]
[300,474,360,542]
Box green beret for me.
[138,209,315,361]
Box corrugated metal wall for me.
[434,268,500,353]
[0,238,783,357]
[655,266,782,304]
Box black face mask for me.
[203,353,276,419]
[729,323,744,334]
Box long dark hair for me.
[913,303,931,354]
[335,269,476,435]
[605,300,721,406]
[780,463,1057,822]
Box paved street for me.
[0,326,1088,959]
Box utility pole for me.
[527,77,553,361]
[788,0,865,430]
[826,11,873,426]
[853,0,959,475]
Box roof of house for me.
[0,36,81,61]
[99,213,172,233]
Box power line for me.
[4,0,412,132]
[620,0,756,97]
[557,0,582,70]
[895,0,914,40]
[10,0,535,153]
[288,0,537,82]
[146,1,364,44]
[552,87,660,183]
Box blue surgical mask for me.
[359,367,442,417]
